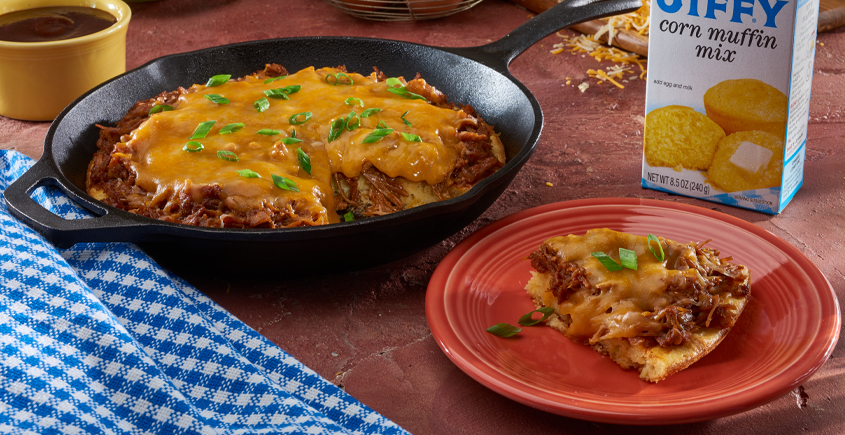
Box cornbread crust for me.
[525,229,750,383]
[644,105,726,171]
[86,64,505,228]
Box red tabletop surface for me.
[2,1,843,433]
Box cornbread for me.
[707,130,784,192]
[703,79,788,139]
[641,0,818,213]
[525,229,750,383]
[86,64,505,228]
[643,105,725,171]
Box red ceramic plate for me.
[426,198,840,425]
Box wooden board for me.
[819,0,845,31]
[511,0,845,57]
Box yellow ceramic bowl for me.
[0,0,131,121]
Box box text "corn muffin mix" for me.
[642,0,819,213]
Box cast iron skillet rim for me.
[40,35,544,238]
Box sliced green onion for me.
[217,150,238,162]
[272,174,299,192]
[385,77,425,100]
[377,120,389,129]
[237,169,261,178]
[328,118,346,142]
[518,307,555,326]
[219,123,245,134]
[297,148,311,175]
[648,234,665,262]
[290,129,297,138]
[619,248,637,270]
[345,97,364,107]
[183,141,204,152]
[591,252,623,271]
[264,76,287,84]
[362,127,394,143]
[343,211,355,222]
[149,104,173,115]
[206,74,231,87]
[360,108,382,118]
[387,87,426,100]
[264,88,290,100]
[280,85,301,94]
[345,111,360,131]
[264,85,300,99]
[254,97,270,112]
[289,112,312,125]
[325,72,353,86]
[204,94,229,104]
[401,110,412,127]
[190,120,216,139]
[486,323,522,338]
[281,137,303,144]
[401,132,421,142]
[257,129,281,135]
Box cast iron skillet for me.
[5,0,641,272]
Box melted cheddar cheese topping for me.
[123,67,467,223]
[539,229,699,343]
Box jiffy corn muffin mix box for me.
[642,0,819,213]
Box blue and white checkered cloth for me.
[0,150,407,435]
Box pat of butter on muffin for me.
[729,141,774,174]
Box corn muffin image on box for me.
[642,0,819,213]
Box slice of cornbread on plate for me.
[525,228,750,383]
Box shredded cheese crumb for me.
[578,82,590,92]
[546,182,554,187]
[588,69,625,89]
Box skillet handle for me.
[457,0,643,68]
[4,158,149,249]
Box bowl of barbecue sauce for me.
[0,0,131,121]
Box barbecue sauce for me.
[0,6,117,43]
